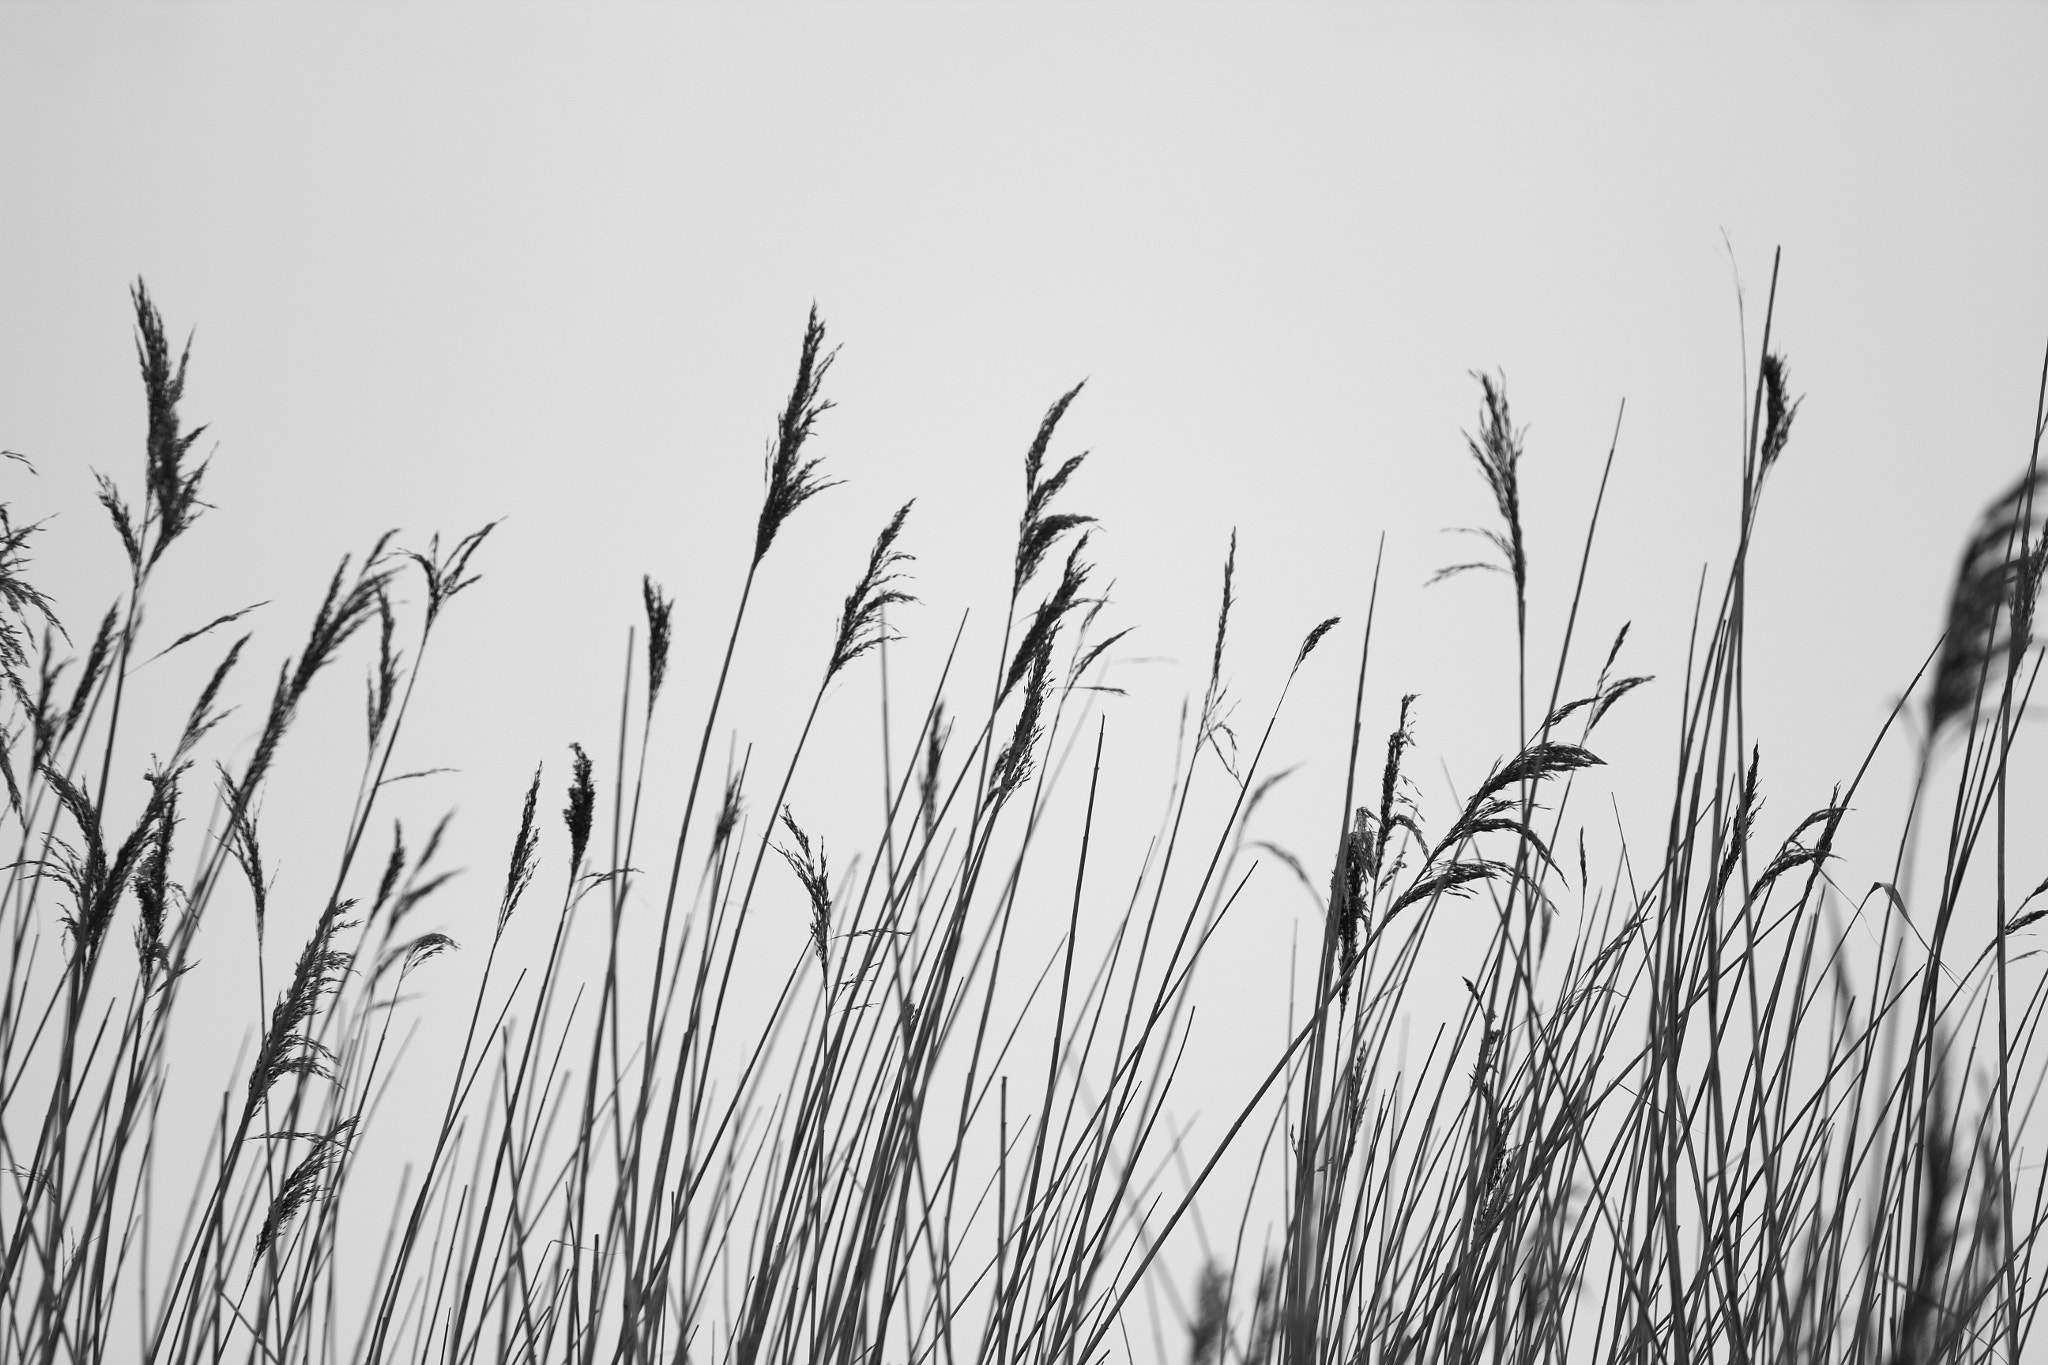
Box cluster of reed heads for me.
[2,263,2046,1364]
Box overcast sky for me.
[4,1,2047,1342]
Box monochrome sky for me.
[4,0,2047,1319]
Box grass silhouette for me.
[2,268,2046,1363]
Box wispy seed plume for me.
[776,808,833,980]
[1759,351,1802,474]
[1015,382,1094,597]
[1295,616,1340,671]
[1199,533,1239,777]
[1432,372,1527,602]
[131,279,211,565]
[254,1118,356,1261]
[920,702,949,844]
[714,767,745,859]
[402,522,497,631]
[376,931,459,982]
[369,821,407,927]
[242,539,397,807]
[1005,536,1092,700]
[0,510,59,682]
[1929,469,2048,738]
[61,606,119,746]
[219,766,269,944]
[133,767,182,970]
[642,575,674,709]
[829,502,916,680]
[250,897,357,1100]
[498,765,543,937]
[988,648,1051,817]
[176,635,246,765]
[564,743,595,875]
[365,584,400,748]
[754,305,840,566]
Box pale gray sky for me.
[4,2,2046,1351]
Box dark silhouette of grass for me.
[0,274,2044,1365]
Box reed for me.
[0,273,2043,1365]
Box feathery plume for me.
[96,473,141,571]
[376,932,459,981]
[42,764,167,960]
[498,765,543,937]
[1372,695,1418,884]
[132,279,211,564]
[253,1118,357,1261]
[250,898,357,1100]
[368,822,407,927]
[402,521,496,631]
[1015,382,1093,597]
[60,605,119,746]
[1199,533,1239,776]
[1473,741,1602,808]
[220,767,270,944]
[642,575,674,709]
[563,743,595,875]
[1005,536,1092,700]
[754,305,840,565]
[365,584,400,748]
[1431,371,1526,601]
[1335,805,1370,996]
[1928,469,2048,739]
[1759,351,1802,474]
[167,633,250,767]
[713,768,744,860]
[829,502,916,680]
[1295,616,1340,671]
[920,702,949,845]
[133,767,182,970]
[0,510,59,682]
[988,646,1050,817]
[242,539,397,808]
[776,808,833,979]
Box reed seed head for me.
[250,898,357,1102]
[365,584,400,748]
[131,279,211,565]
[369,821,407,927]
[754,304,841,566]
[131,768,181,970]
[254,1118,356,1262]
[402,521,497,631]
[1759,351,1802,474]
[564,742,595,874]
[1295,615,1340,671]
[1200,532,1239,777]
[642,575,674,709]
[0,509,59,683]
[988,646,1051,817]
[1929,470,2048,738]
[498,764,543,937]
[829,501,916,680]
[1015,382,1094,597]
[1004,535,1092,700]
[776,807,833,979]
[1431,371,1527,603]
